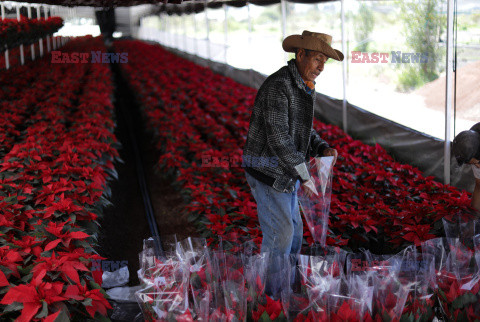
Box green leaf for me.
[259,311,273,322]
[54,308,71,322]
[89,280,102,290]
[188,213,200,222]
[228,189,237,199]
[275,310,288,322]
[453,292,477,309]
[3,195,17,204]
[3,301,23,313]
[17,264,34,275]
[82,298,93,307]
[93,313,110,322]
[89,280,108,297]
[20,273,33,283]
[35,301,48,319]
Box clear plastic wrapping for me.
[133,223,480,321]
[298,156,334,247]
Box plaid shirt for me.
[243,58,330,193]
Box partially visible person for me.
[452,122,480,211]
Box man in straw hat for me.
[243,31,343,255]
[452,122,480,211]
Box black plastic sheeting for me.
[95,7,116,39]
[149,41,475,194]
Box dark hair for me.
[294,48,312,58]
[452,130,480,165]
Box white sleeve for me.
[472,165,480,179]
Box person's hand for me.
[302,178,318,197]
[323,148,338,166]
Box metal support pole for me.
[45,6,51,53]
[37,6,44,57]
[341,0,347,133]
[223,3,228,63]
[174,15,178,49]
[444,0,454,185]
[1,2,9,69]
[205,0,210,61]
[171,16,175,48]
[172,15,174,48]
[51,6,55,49]
[193,12,197,55]
[28,5,35,61]
[52,6,57,50]
[182,7,187,52]
[248,2,252,85]
[167,14,171,47]
[164,14,167,46]
[281,0,287,62]
[16,5,25,65]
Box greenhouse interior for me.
[1,0,480,321]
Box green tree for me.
[396,0,446,91]
[353,3,375,52]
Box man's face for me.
[296,49,328,82]
[468,158,480,169]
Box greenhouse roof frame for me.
[4,0,337,8]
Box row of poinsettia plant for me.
[0,16,64,50]
[113,39,480,320]
[0,35,118,321]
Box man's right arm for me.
[472,179,480,211]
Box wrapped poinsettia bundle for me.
[136,258,190,321]
[134,230,480,321]
[136,238,190,321]
[298,156,335,248]
[389,246,437,321]
[285,253,344,321]
[345,249,410,321]
[426,236,480,321]
[209,251,247,321]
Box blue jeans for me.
[245,171,302,255]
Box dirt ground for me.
[97,60,197,287]
[415,60,480,122]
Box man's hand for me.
[472,179,480,212]
[302,178,319,198]
[323,148,338,166]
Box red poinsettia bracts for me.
[0,16,64,51]
[0,36,119,320]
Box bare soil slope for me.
[415,60,480,122]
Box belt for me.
[244,167,275,187]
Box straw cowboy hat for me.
[282,30,344,61]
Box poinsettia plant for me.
[0,35,119,321]
[0,16,64,50]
